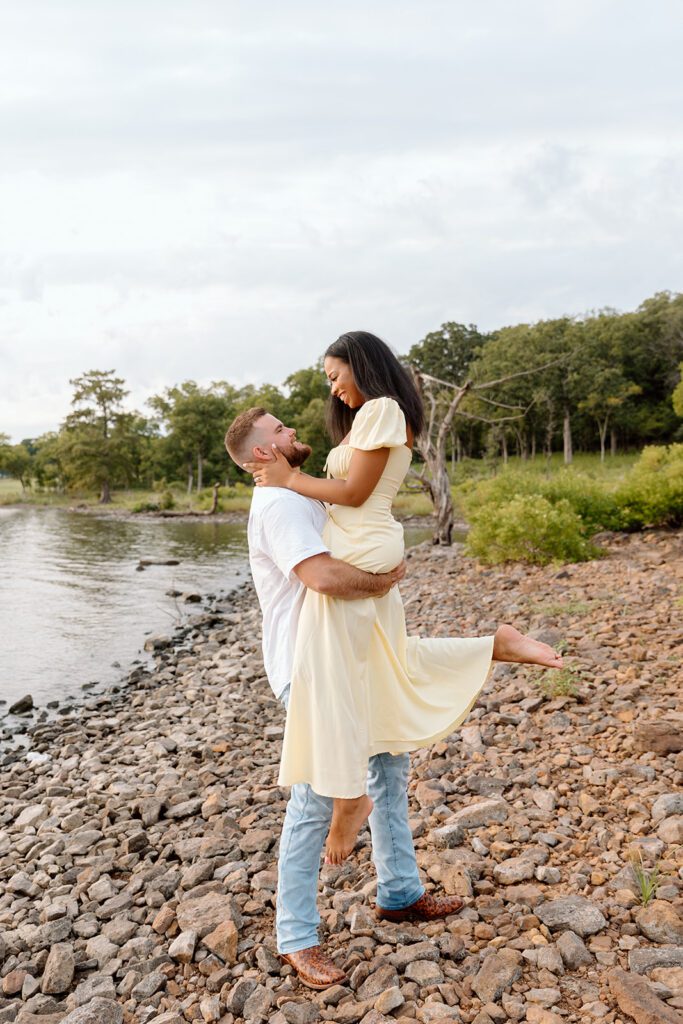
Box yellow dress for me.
[278,397,494,798]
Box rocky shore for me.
[1,530,682,1024]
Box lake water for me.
[0,507,435,716]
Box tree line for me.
[1,290,682,503]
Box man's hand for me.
[374,559,407,596]
[244,446,295,489]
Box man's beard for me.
[284,441,312,468]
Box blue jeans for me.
[276,684,424,954]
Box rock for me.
[14,805,48,828]
[415,1008,461,1023]
[652,967,683,997]
[636,901,683,944]
[633,721,683,755]
[357,964,400,1000]
[374,987,404,1014]
[493,856,536,884]
[556,931,593,969]
[651,793,683,822]
[450,797,508,829]
[404,960,444,986]
[60,999,124,1024]
[472,949,522,1002]
[526,988,561,1007]
[3,970,27,996]
[280,1002,321,1024]
[414,780,445,807]
[168,929,197,963]
[8,872,34,895]
[202,920,238,964]
[242,983,273,1021]
[629,947,683,974]
[8,694,33,714]
[131,970,167,999]
[68,975,116,1008]
[658,816,683,843]
[199,994,222,1022]
[176,893,239,938]
[431,823,464,848]
[537,896,607,937]
[525,1009,563,1024]
[224,978,258,1015]
[608,966,683,1024]
[84,934,118,968]
[389,941,441,970]
[239,828,274,853]
[40,943,75,994]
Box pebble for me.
[0,531,680,1023]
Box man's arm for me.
[294,553,405,599]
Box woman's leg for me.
[325,794,374,865]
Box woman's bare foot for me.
[493,624,564,669]
[325,795,374,865]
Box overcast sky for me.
[1,1,682,441]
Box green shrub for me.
[615,444,683,528]
[465,495,599,565]
[460,469,622,534]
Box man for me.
[225,407,463,990]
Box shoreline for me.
[0,532,681,1023]
[0,501,446,532]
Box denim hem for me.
[277,935,320,955]
[375,883,425,912]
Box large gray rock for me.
[61,999,123,1024]
[40,943,75,994]
[537,896,606,937]
[449,798,509,829]
[629,946,683,974]
[176,894,239,938]
[472,949,522,1003]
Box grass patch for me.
[630,851,660,907]
[534,666,581,699]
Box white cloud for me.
[1,0,682,439]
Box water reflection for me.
[0,508,248,710]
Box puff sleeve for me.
[348,397,407,451]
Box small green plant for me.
[534,667,580,699]
[630,851,659,907]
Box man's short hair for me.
[225,406,267,466]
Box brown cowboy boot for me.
[281,945,348,990]
[375,891,464,923]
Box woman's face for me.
[324,356,364,408]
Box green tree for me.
[61,370,136,503]
[149,381,238,492]
[0,441,33,491]
[673,362,683,419]
[407,323,485,384]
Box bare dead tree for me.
[410,360,564,545]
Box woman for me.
[247,332,563,864]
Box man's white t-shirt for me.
[248,487,329,698]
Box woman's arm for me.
[245,444,390,507]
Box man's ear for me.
[249,445,274,463]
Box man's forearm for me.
[322,559,389,599]
[295,553,393,599]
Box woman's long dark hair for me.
[324,331,424,445]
